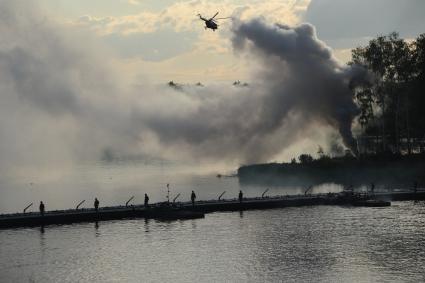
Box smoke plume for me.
[231,19,367,155]
[137,19,369,163]
[0,2,367,175]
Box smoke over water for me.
[0,2,367,175]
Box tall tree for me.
[350,32,418,154]
[411,34,425,152]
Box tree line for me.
[350,32,425,155]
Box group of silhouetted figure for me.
[36,181,424,216]
[37,190,246,215]
[36,181,423,215]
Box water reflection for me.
[1,203,425,282]
[190,219,197,230]
[94,221,100,237]
[144,218,150,233]
[38,225,46,260]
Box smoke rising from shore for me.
[231,19,367,155]
[138,19,368,162]
[0,2,367,175]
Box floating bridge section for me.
[0,190,424,229]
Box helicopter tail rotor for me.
[197,13,207,22]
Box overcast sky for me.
[305,0,425,48]
[35,0,425,83]
[1,0,425,173]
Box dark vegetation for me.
[351,32,425,154]
[238,152,425,188]
[239,32,425,188]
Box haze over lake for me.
[2,0,425,282]
[1,160,337,214]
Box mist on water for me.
[0,1,378,213]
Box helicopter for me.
[197,12,230,31]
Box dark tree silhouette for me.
[351,32,425,154]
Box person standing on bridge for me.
[94,198,99,212]
[191,190,196,207]
[239,190,243,203]
[144,193,149,207]
[39,201,45,216]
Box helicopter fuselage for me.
[205,20,218,30]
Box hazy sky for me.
[36,0,425,83]
[1,0,425,173]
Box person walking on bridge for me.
[39,201,45,216]
[239,190,243,203]
[94,198,99,212]
[191,190,196,207]
[144,193,149,207]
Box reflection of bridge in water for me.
[1,189,424,229]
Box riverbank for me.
[238,153,425,187]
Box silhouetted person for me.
[94,198,99,212]
[370,183,375,194]
[239,190,243,203]
[144,193,149,207]
[39,201,45,216]
[414,181,418,193]
[191,190,196,207]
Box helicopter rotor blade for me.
[209,12,219,20]
[197,14,207,22]
[214,17,231,20]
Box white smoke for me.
[0,2,367,177]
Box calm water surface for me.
[1,202,425,282]
[1,162,425,282]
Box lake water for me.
[1,162,425,282]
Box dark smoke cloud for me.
[0,2,367,175]
[135,20,369,162]
[231,18,367,155]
